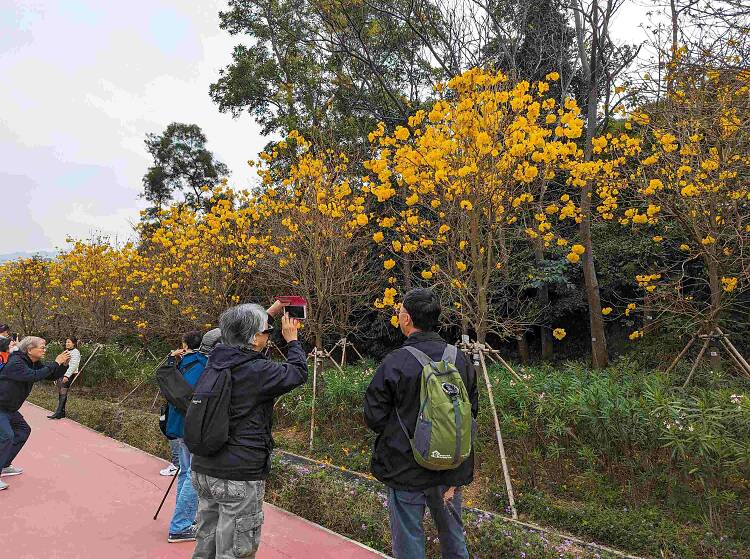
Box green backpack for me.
[396,344,474,471]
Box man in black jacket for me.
[0,336,69,491]
[365,288,478,559]
[191,302,307,559]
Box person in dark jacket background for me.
[191,302,307,559]
[364,288,478,559]
[0,336,69,491]
[165,330,208,543]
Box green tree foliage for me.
[210,0,577,146]
[142,122,229,217]
[481,0,577,85]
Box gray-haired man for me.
[191,302,307,558]
[0,336,70,491]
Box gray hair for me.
[219,304,269,348]
[18,336,45,353]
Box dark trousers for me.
[388,486,469,559]
[0,410,31,469]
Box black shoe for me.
[168,526,197,543]
[48,395,67,420]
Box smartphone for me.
[285,305,307,319]
[11,333,18,342]
[276,296,307,320]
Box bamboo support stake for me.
[682,337,710,388]
[349,342,365,362]
[719,338,750,378]
[130,348,144,364]
[309,348,320,450]
[325,348,343,371]
[719,337,750,378]
[266,340,286,360]
[665,333,698,375]
[340,337,347,367]
[68,343,102,388]
[477,346,518,519]
[484,343,526,385]
[150,388,161,410]
[119,378,147,405]
[306,347,343,371]
[716,328,750,377]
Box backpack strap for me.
[441,344,457,365]
[403,346,434,367]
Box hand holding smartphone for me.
[274,296,307,320]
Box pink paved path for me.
[4,403,389,559]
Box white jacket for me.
[65,348,81,377]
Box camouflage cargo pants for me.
[191,473,265,559]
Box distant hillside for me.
[0,250,57,263]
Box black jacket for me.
[364,331,479,491]
[192,341,308,481]
[0,351,67,412]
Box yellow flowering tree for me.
[601,61,750,349]
[128,186,269,340]
[253,131,376,350]
[0,256,55,335]
[365,68,585,344]
[48,239,139,339]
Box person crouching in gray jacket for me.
[191,302,307,559]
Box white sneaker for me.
[0,479,7,490]
[1,465,23,477]
[160,464,178,476]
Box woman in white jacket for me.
[48,337,80,420]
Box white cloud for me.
[2,0,266,253]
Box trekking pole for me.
[153,467,180,520]
[68,343,103,388]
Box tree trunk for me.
[642,293,655,334]
[705,255,722,370]
[516,333,530,364]
[476,288,488,344]
[461,315,469,338]
[576,0,609,369]
[534,242,553,360]
[404,252,413,292]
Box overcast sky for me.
[4,0,652,254]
